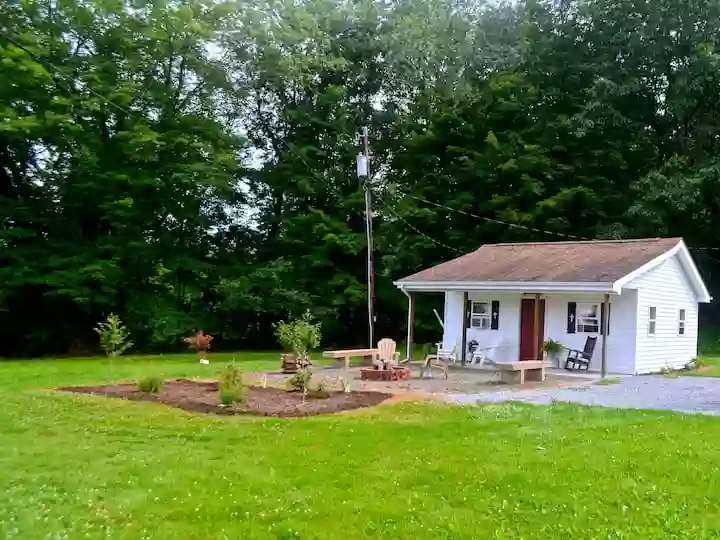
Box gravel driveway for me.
[444,375,720,415]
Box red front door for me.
[519,298,545,361]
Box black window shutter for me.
[567,302,577,334]
[491,301,500,330]
[466,299,472,326]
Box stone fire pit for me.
[360,365,411,382]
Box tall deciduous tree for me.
[2,0,720,356]
[0,0,244,355]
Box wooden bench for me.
[323,348,378,370]
[480,360,545,385]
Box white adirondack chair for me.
[375,338,400,367]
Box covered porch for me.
[399,286,616,377]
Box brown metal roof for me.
[398,238,682,283]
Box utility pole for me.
[357,127,375,348]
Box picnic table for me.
[322,348,378,370]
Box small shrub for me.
[94,314,133,357]
[659,363,678,377]
[694,357,712,368]
[307,379,330,399]
[219,387,244,405]
[274,310,322,357]
[137,375,164,393]
[287,368,312,393]
[218,363,245,405]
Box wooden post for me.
[405,292,414,361]
[461,291,469,365]
[601,293,610,378]
[533,293,541,361]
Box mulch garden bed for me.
[58,379,392,418]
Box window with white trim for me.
[648,306,657,335]
[678,309,686,335]
[470,301,491,330]
[576,303,600,333]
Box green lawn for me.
[682,356,720,377]
[2,353,720,539]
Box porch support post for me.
[533,293,541,361]
[405,291,414,361]
[601,293,610,378]
[461,291,469,365]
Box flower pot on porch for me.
[543,351,560,368]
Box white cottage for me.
[395,238,711,375]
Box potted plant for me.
[542,339,564,367]
[274,310,322,374]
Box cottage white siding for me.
[543,292,637,374]
[629,255,699,373]
[443,291,521,363]
[443,291,638,372]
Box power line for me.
[392,188,588,241]
[377,194,464,254]
[391,187,720,253]
[1,31,141,119]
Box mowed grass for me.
[2,354,720,538]
[682,356,720,377]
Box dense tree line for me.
[2,0,720,357]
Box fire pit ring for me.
[360,366,411,382]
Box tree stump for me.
[281,353,311,374]
[281,353,299,373]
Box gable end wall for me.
[630,255,699,373]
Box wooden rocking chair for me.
[564,336,597,371]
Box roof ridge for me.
[481,237,681,247]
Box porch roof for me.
[395,237,711,301]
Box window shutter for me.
[567,302,577,334]
[466,299,472,327]
[491,301,500,330]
